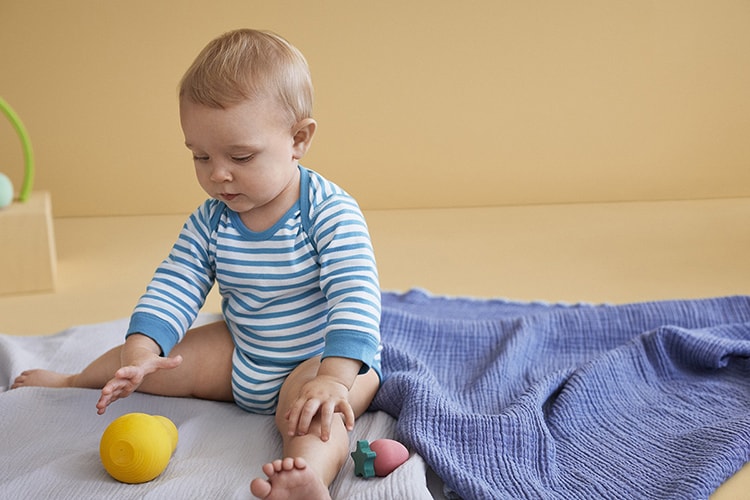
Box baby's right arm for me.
[95,334,183,414]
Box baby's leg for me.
[131,321,235,402]
[12,346,121,390]
[250,356,380,500]
[13,321,235,404]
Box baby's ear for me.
[292,118,317,159]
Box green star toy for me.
[351,440,377,478]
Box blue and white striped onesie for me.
[126,166,382,414]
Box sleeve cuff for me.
[322,330,380,374]
[127,312,181,356]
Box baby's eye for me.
[192,154,209,162]
[232,154,254,163]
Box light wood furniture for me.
[0,192,57,295]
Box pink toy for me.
[351,438,409,478]
[370,439,409,476]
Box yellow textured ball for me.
[100,413,178,484]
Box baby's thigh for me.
[166,321,235,401]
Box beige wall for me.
[1,0,749,217]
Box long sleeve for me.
[309,194,381,373]
[126,200,219,355]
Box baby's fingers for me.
[317,399,356,441]
[340,400,356,432]
[156,354,183,371]
[96,378,132,414]
[284,398,304,437]
[318,401,335,441]
[289,398,322,437]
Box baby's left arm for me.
[312,195,381,376]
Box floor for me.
[1,197,749,497]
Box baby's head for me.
[179,29,313,128]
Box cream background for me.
[1,0,749,216]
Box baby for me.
[12,29,382,500]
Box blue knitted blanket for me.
[371,290,750,499]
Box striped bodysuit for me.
[126,167,382,413]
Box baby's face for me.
[181,97,301,224]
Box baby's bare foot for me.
[11,369,75,389]
[250,457,331,500]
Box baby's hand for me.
[285,374,354,442]
[96,355,182,414]
[96,334,182,415]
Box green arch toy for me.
[0,96,34,202]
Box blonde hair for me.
[179,29,313,125]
